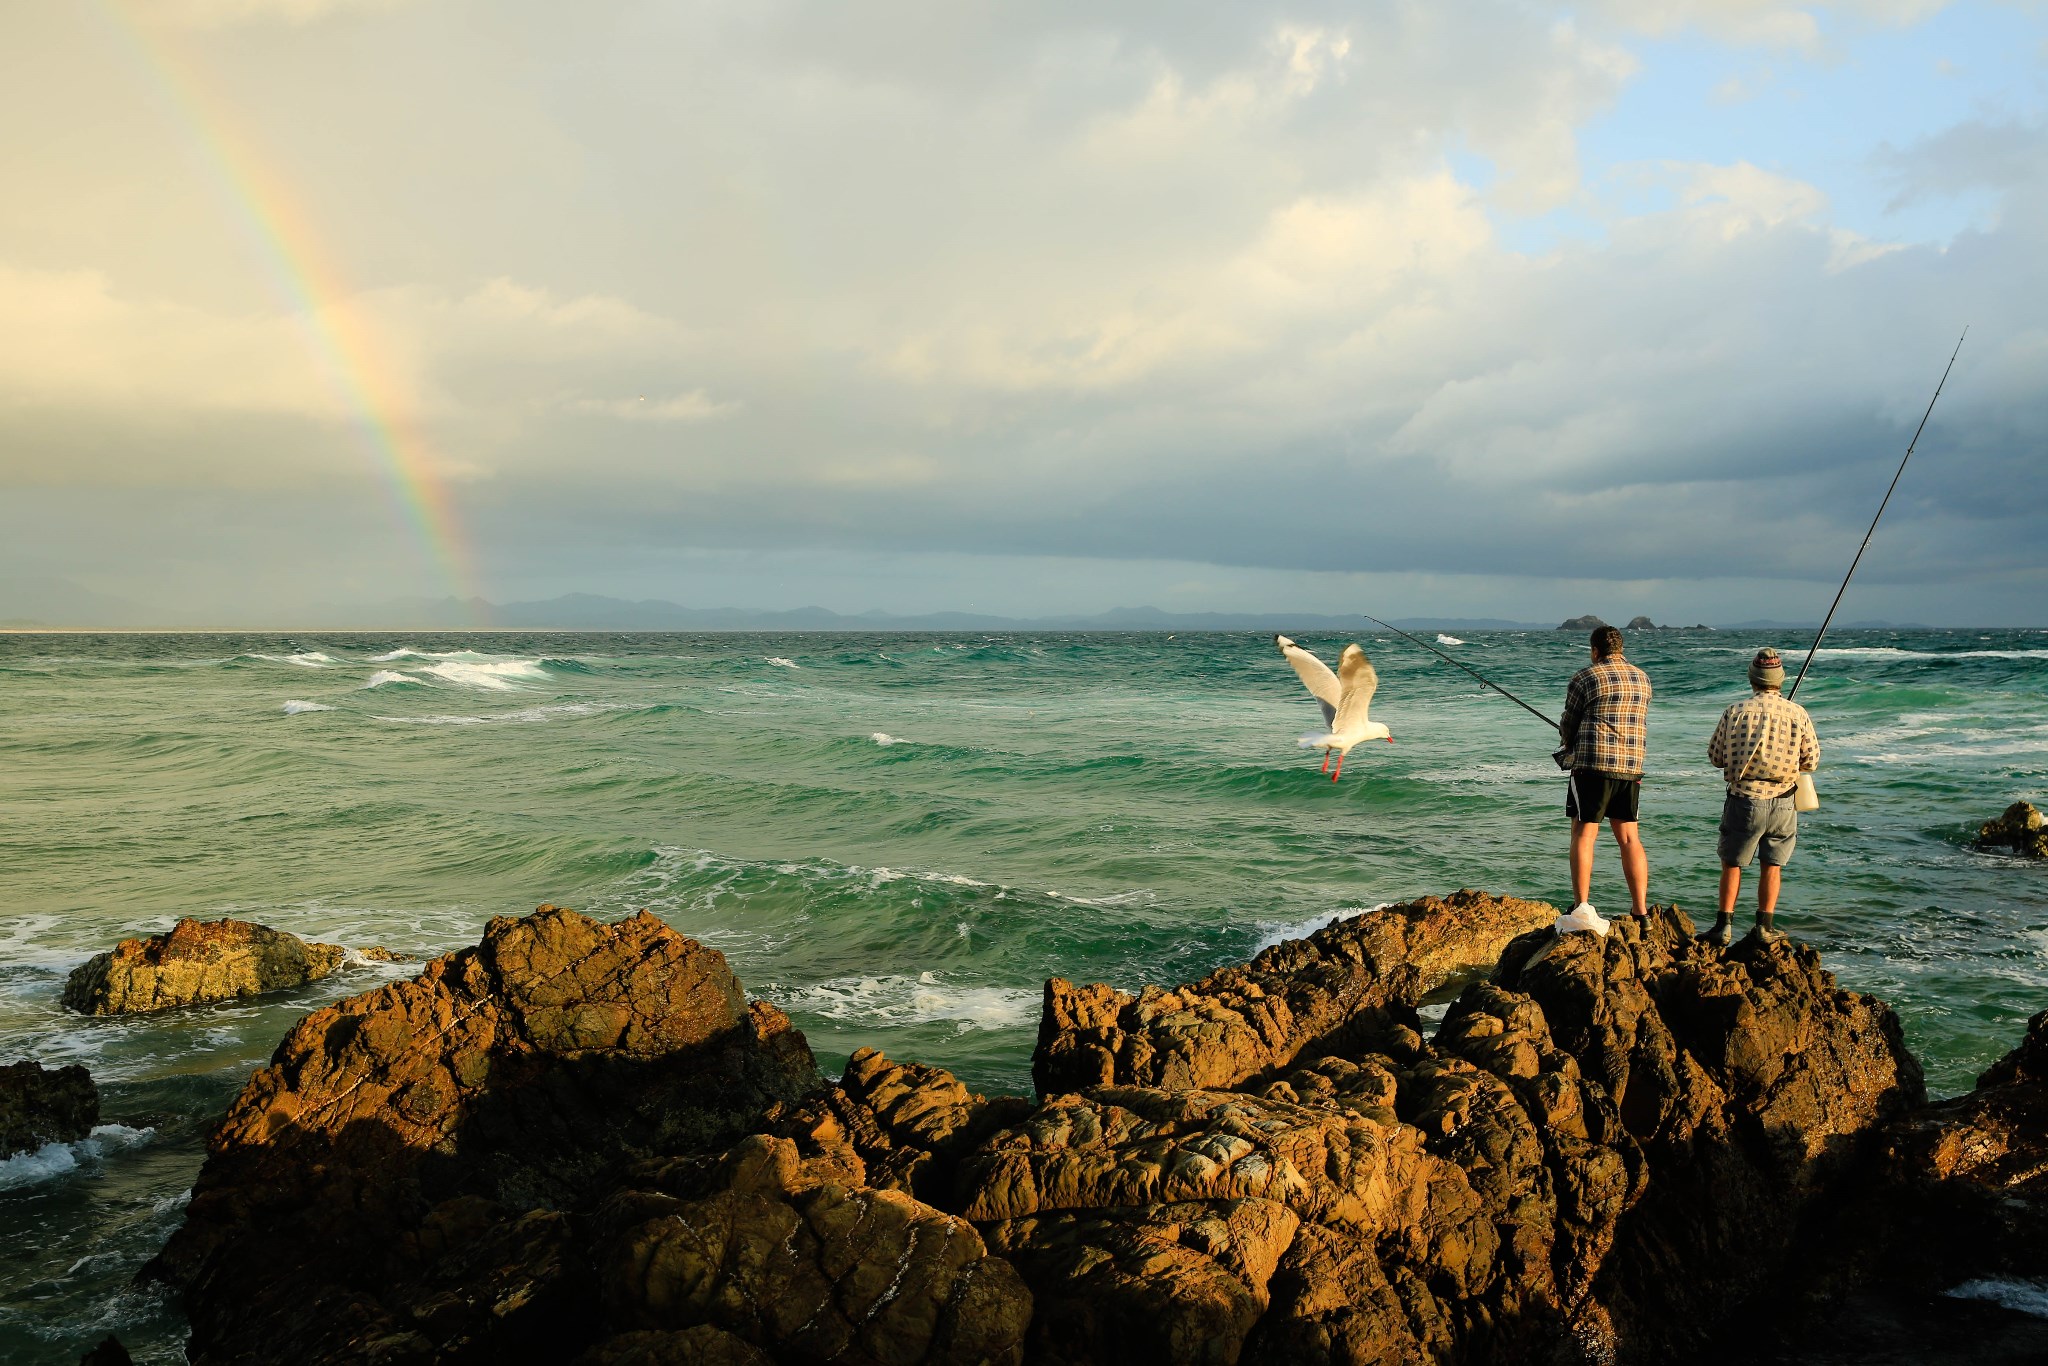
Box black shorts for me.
[1567,770,1640,825]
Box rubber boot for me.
[1697,911,1736,947]
[1747,911,1788,947]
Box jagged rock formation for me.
[1976,800,2048,858]
[152,908,828,1365]
[157,898,2012,1366]
[0,1059,99,1156]
[1034,890,1554,1095]
[62,917,408,1015]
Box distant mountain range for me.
[0,580,1954,633]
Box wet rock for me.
[60,917,403,1015]
[0,1060,99,1156]
[1976,800,2048,858]
[1034,890,1555,1097]
[153,906,822,1366]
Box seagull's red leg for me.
[1332,750,1345,781]
[1321,750,1331,773]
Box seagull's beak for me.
[1385,736,1395,743]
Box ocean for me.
[2,627,2044,1361]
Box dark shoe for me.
[1696,913,1736,947]
[1746,922,1789,947]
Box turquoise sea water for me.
[2,627,2045,1361]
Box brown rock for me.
[152,906,822,1366]
[602,1134,1033,1365]
[0,1059,99,1156]
[1033,890,1556,1096]
[1488,906,1924,1361]
[62,917,359,1014]
[1977,800,2048,858]
[579,1326,776,1366]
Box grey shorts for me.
[1719,793,1797,868]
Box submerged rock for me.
[0,1060,99,1156]
[61,917,407,1015]
[1976,800,2048,859]
[154,896,2003,1366]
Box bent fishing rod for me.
[1362,614,1561,732]
[1788,327,1968,700]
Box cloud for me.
[1,0,2043,623]
[140,0,417,28]
[567,392,738,423]
[1572,0,1953,51]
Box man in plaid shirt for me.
[1700,647,1820,947]
[1557,625,1652,929]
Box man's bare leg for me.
[1610,819,1648,917]
[1570,821,1600,905]
[1756,864,1782,917]
[1719,866,1741,916]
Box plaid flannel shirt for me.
[1560,656,1652,778]
[1708,691,1820,799]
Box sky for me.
[1,0,2045,626]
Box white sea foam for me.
[1436,634,1465,646]
[872,732,905,745]
[771,971,1036,1030]
[282,700,335,715]
[767,657,799,669]
[419,659,547,690]
[1252,902,1394,955]
[1944,1277,2048,1319]
[0,1125,155,1192]
[372,702,618,726]
[368,648,424,662]
[364,670,421,688]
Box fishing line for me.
[1788,327,1969,700]
[1362,614,1561,732]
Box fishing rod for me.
[1362,613,1560,731]
[1788,327,1968,700]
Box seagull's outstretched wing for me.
[1332,645,1379,734]
[1276,634,1339,727]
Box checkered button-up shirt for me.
[1708,690,1820,799]
[1560,656,1652,778]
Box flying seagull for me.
[1275,634,1392,780]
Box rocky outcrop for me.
[0,1060,99,1156]
[153,907,828,1366]
[154,897,1960,1366]
[77,1337,133,1366]
[1558,616,1607,631]
[62,917,408,1015]
[1976,800,2048,858]
[1034,890,1555,1096]
[1748,1008,2048,1363]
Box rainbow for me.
[89,1,482,613]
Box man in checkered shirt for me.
[1557,625,1653,929]
[1700,647,1820,947]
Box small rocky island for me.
[138,897,2046,1365]
[1978,801,2048,859]
[63,917,406,1015]
[1556,616,1711,632]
